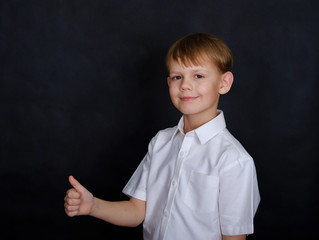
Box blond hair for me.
[166,33,233,73]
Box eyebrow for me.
[170,66,209,72]
[169,69,210,77]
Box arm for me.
[222,235,246,240]
[90,196,145,227]
[64,175,146,227]
[219,158,260,238]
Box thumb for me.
[69,175,86,193]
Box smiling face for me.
[167,58,233,130]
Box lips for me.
[180,96,198,102]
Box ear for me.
[167,76,171,87]
[219,71,233,95]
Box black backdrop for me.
[1,0,318,239]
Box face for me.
[167,59,232,124]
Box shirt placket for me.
[160,132,194,240]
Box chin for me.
[179,109,199,115]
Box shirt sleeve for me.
[219,156,260,235]
[122,134,157,201]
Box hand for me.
[64,175,94,217]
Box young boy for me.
[64,33,260,240]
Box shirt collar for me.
[172,110,226,144]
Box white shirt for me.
[123,111,260,240]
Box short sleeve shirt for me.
[123,111,260,240]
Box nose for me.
[180,78,192,91]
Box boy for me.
[64,33,260,240]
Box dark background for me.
[1,0,318,239]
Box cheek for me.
[168,87,176,103]
[198,83,219,95]
[197,85,211,95]
[169,85,178,98]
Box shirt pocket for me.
[183,170,219,213]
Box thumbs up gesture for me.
[64,176,94,217]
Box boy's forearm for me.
[222,235,246,240]
[89,197,146,227]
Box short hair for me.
[166,33,233,73]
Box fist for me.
[64,176,94,217]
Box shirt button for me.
[171,180,176,186]
[179,151,185,157]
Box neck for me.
[183,111,218,133]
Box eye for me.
[170,75,182,80]
[194,74,203,79]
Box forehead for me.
[168,56,217,72]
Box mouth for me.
[180,96,198,102]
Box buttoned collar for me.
[172,110,226,144]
